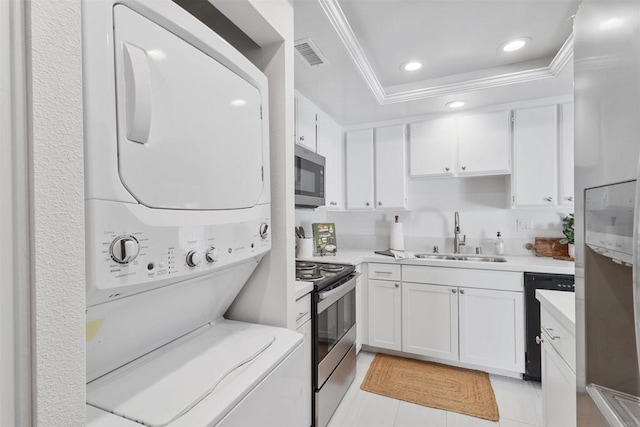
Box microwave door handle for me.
[122,43,152,144]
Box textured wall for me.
[29,0,86,424]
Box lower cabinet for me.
[541,331,576,427]
[368,278,402,351]
[295,294,312,427]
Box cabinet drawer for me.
[402,265,522,292]
[541,306,575,373]
[295,293,311,328]
[368,263,401,281]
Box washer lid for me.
[87,324,274,427]
[113,5,265,210]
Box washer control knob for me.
[186,250,202,267]
[259,222,269,239]
[205,247,218,263]
[110,236,140,264]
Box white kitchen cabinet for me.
[295,94,317,151]
[402,282,458,360]
[541,329,577,427]
[457,111,511,176]
[345,129,375,210]
[316,111,344,209]
[458,287,525,372]
[559,103,574,206]
[375,125,407,209]
[512,105,558,207]
[295,293,312,427]
[409,118,456,177]
[368,278,402,351]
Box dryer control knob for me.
[259,222,269,239]
[110,236,140,264]
[205,247,218,263]
[186,250,202,267]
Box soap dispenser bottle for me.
[494,232,504,255]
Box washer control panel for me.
[86,200,271,306]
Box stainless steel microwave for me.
[295,144,325,208]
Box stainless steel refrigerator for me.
[574,1,640,425]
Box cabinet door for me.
[559,103,574,206]
[346,129,374,210]
[368,279,401,351]
[296,318,312,427]
[375,125,407,209]
[402,282,458,360]
[295,95,316,151]
[355,270,363,352]
[513,105,558,206]
[316,112,344,209]
[457,111,511,175]
[458,288,525,373]
[541,336,577,427]
[409,118,455,177]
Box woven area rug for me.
[360,354,500,422]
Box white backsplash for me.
[296,176,573,256]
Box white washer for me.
[82,1,303,425]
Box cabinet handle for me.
[461,166,467,171]
[296,311,309,322]
[330,201,337,206]
[378,201,382,206]
[567,196,574,202]
[445,166,450,172]
[451,289,457,293]
[535,336,543,345]
[299,136,305,141]
[460,289,465,294]
[542,326,559,339]
[394,283,399,288]
[374,271,392,275]
[545,196,553,202]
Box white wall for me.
[28,0,86,424]
[297,176,572,255]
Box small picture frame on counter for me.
[312,223,337,256]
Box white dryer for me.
[82,1,304,425]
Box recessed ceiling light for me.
[402,61,423,72]
[600,18,623,30]
[499,37,531,52]
[446,101,465,109]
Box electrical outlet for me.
[517,219,533,231]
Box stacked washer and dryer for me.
[83,1,305,426]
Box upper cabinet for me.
[295,94,317,151]
[345,125,407,210]
[512,103,574,208]
[457,111,511,176]
[316,111,344,209]
[409,111,511,178]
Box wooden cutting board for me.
[525,237,569,258]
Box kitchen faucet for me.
[453,211,466,254]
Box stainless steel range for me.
[296,261,357,427]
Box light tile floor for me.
[327,351,542,427]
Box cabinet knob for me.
[451,289,457,294]
[461,166,467,171]
[545,196,553,202]
[365,202,370,206]
[445,167,450,172]
[567,196,574,202]
[330,201,336,206]
[535,336,543,345]
[299,136,305,141]
[378,201,382,206]
[460,289,465,294]
[394,283,399,288]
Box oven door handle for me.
[317,273,359,313]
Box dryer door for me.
[113,5,265,210]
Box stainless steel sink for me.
[414,254,507,263]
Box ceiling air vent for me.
[294,38,328,67]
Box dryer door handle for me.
[122,43,152,144]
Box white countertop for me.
[294,281,313,300]
[297,249,575,275]
[536,289,576,331]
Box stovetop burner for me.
[294,260,355,290]
[296,262,317,270]
[297,271,323,280]
[319,264,344,272]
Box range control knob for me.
[259,222,269,239]
[205,247,218,263]
[110,236,140,264]
[186,250,202,267]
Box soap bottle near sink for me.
[494,232,505,255]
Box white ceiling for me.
[294,0,580,126]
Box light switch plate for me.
[517,219,533,231]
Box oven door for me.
[315,274,357,388]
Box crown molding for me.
[318,0,574,105]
